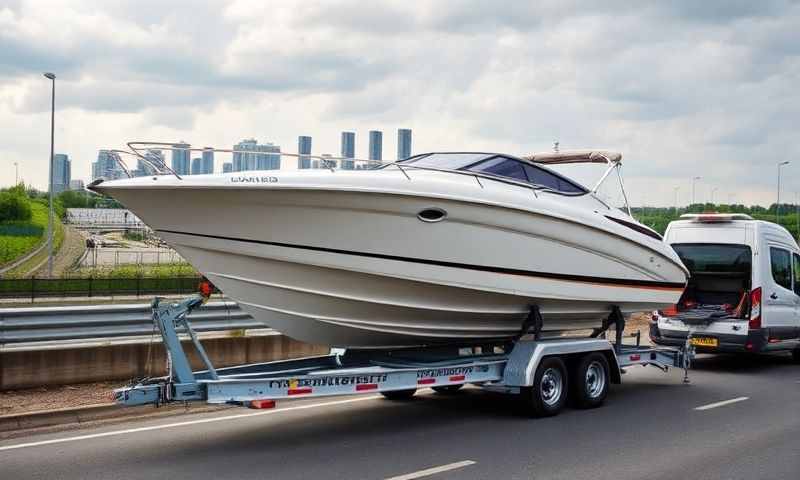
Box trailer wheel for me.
[571,352,610,409]
[432,384,464,395]
[381,388,417,400]
[521,357,568,417]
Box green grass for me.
[0,203,49,266]
[71,263,198,279]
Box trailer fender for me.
[502,339,619,387]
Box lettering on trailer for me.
[416,367,475,379]
[230,176,279,183]
[267,374,389,389]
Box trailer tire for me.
[432,384,464,395]
[381,388,417,400]
[520,357,568,417]
[571,352,610,409]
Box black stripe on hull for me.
[158,229,687,290]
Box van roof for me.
[679,213,754,222]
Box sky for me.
[1,0,799,207]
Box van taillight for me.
[749,287,762,329]
[661,305,679,317]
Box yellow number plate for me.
[690,337,719,347]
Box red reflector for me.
[629,354,641,361]
[287,388,312,396]
[356,383,378,391]
[249,399,276,409]
[448,375,466,382]
[769,338,779,343]
[745,342,754,351]
[418,378,436,385]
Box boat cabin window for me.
[466,157,586,193]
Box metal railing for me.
[0,276,204,301]
[0,301,258,344]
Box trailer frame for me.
[113,296,694,417]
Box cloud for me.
[0,0,798,208]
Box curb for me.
[0,402,228,434]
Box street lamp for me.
[691,176,701,209]
[43,72,56,277]
[673,186,680,215]
[777,161,790,224]
[13,162,18,185]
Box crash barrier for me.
[0,301,251,344]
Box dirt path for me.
[31,226,86,277]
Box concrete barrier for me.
[0,334,328,390]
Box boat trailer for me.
[114,295,694,417]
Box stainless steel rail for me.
[0,301,259,344]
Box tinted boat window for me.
[770,247,792,290]
[470,157,528,182]
[523,165,584,193]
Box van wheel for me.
[432,384,464,395]
[520,357,568,417]
[381,388,417,400]
[571,353,610,409]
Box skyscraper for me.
[298,136,312,169]
[369,130,383,162]
[92,150,125,181]
[397,128,412,160]
[202,147,214,174]
[171,141,191,175]
[53,153,71,193]
[191,157,202,175]
[69,179,85,191]
[341,131,355,170]
[222,162,233,173]
[233,139,281,171]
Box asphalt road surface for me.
[1,353,798,480]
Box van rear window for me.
[671,244,751,274]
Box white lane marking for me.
[385,460,477,480]
[0,395,382,452]
[694,396,749,411]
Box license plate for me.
[690,337,719,347]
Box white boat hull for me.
[92,169,687,347]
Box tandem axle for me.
[114,295,693,417]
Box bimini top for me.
[522,150,622,165]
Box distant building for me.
[171,141,191,175]
[397,128,412,160]
[222,162,233,173]
[233,139,281,171]
[191,157,202,175]
[201,148,214,174]
[69,179,85,191]
[341,131,355,170]
[131,149,165,177]
[53,153,71,193]
[92,150,125,181]
[369,130,383,162]
[298,136,312,169]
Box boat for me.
[88,143,689,348]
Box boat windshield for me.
[398,153,492,170]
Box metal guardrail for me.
[0,301,260,344]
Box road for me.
[1,353,798,480]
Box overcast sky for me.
[1,0,799,206]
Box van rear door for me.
[765,247,796,329]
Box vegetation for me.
[0,197,48,265]
[70,263,198,279]
[633,203,800,238]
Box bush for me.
[0,191,32,222]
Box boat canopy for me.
[523,150,622,165]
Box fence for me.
[0,301,258,344]
[0,276,207,301]
[80,249,186,267]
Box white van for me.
[650,213,800,360]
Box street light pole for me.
[673,186,680,215]
[14,162,18,185]
[691,176,701,210]
[44,72,56,278]
[711,187,718,206]
[777,161,790,224]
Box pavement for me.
[0,353,798,480]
